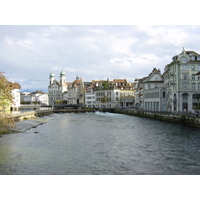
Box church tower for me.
[60,69,67,93]
[60,69,66,85]
[49,72,55,85]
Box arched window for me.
[182,93,188,99]
[181,57,187,62]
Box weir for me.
[11,108,95,121]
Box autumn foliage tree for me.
[0,72,15,133]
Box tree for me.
[0,72,15,133]
[102,81,109,89]
[100,95,110,103]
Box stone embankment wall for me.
[97,108,200,127]
[11,110,54,121]
[11,109,95,121]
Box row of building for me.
[135,48,200,112]
[48,48,200,112]
[48,70,135,108]
[7,48,200,113]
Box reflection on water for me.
[0,112,200,175]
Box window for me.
[197,56,200,61]
[191,83,196,90]
[181,65,189,70]
[182,83,189,90]
[163,92,165,98]
[192,74,196,80]
[182,93,188,99]
[198,65,200,71]
[191,65,195,71]
[181,57,187,62]
[182,73,189,80]
[191,56,195,61]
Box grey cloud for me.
[1,25,200,91]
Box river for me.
[0,112,200,175]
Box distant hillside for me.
[21,88,48,93]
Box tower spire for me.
[182,47,186,55]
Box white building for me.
[163,48,200,112]
[85,86,95,108]
[91,79,134,108]
[142,68,166,111]
[134,48,200,113]
[48,70,68,105]
[21,91,49,105]
[94,87,121,108]
[10,82,21,111]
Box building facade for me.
[94,87,121,108]
[163,48,200,112]
[91,79,134,108]
[85,86,95,108]
[67,76,85,105]
[10,82,21,111]
[48,70,68,105]
[120,89,135,107]
[21,91,49,105]
[142,68,166,111]
[134,48,200,113]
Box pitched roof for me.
[30,90,44,95]
[112,79,127,83]
[195,71,200,75]
[9,82,21,89]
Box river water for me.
[0,112,200,175]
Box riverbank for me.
[97,108,200,128]
[11,108,95,121]
[3,107,200,134]
[0,108,95,134]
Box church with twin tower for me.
[48,69,68,105]
[48,69,85,105]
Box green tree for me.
[0,72,15,133]
[102,81,109,89]
[100,95,110,103]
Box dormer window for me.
[191,56,195,61]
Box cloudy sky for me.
[1,25,200,92]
